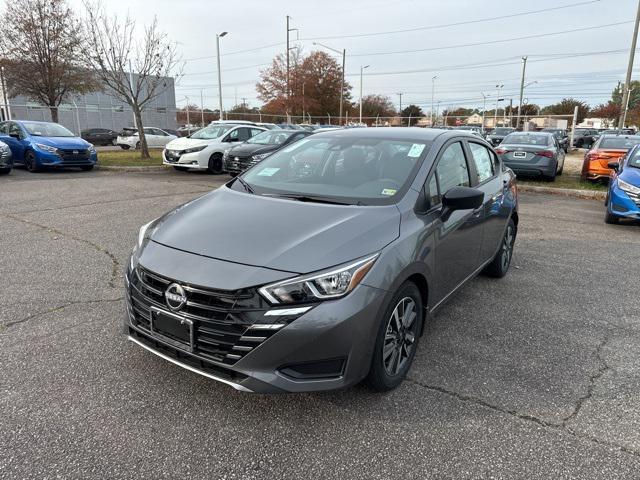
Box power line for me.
[300,0,604,41]
[182,62,271,77]
[347,21,632,57]
[184,42,286,62]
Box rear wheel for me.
[483,218,516,278]
[135,141,140,150]
[366,282,423,392]
[120,145,130,150]
[0,166,11,175]
[24,151,39,172]
[207,153,224,174]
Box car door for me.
[465,140,508,263]
[1,122,28,161]
[143,128,159,146]
[425,140,484,304]
[153,128,172,147]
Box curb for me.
[96,165,168,172]
[518,184,606,201]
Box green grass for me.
[518,174,607,191]
[97,149,164,167]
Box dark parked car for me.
[81,128,119,146]
[486,127,516,146]
[223,129,312,176]
[125,128,518,393]
[542,128,569,152]
[496,131,565,181]
[572,128,599,149]
[0,140,12,174]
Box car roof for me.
[507,131,551,136]
[310,126,476,142]
[598,134,640,139]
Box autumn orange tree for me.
[257,50,352,122]
[359,95,397,124]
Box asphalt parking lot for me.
[1,167,639,479]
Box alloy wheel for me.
[383,297,417,376]
[501,224,515,270]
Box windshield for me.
[493,128,514,135]
[503,134,550,146]
[23,122,75,137]
[239,137,429,205]
[190,125,232,140]
[543,129,564,138]
[599,137,640,149]
[247,130,294,145]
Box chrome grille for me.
[127,266,282,365]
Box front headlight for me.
[618,178,640,195]
[251,153,271,161]
[137,219,159,249]
[259,254,378,304]
[35,143,59,154]
[88,145,96,153]
[183,145,206,154]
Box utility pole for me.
[622,86,635,128]
[481,92,487,132]
[216,31,228,121]
[397,92,403,116]
[569,105,579,150]
[494,83,504,128]
[302,83,305,122]
[516,56,527,130]
[431,75,437,126]
[619,0,640,128]
[286,15,290,113]
[185,96,190,127]
[200,90,204,126]
[359,65,370,124]
[508,98,513,127]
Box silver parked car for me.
[496,131,565,181]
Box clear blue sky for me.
[69,0,640,112]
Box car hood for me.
[150,187,401,274]
[32,136,91,149]
[165,137,219,150]
[228,143,278,157]
[620,165,640,186]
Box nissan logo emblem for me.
[165,283,187,311]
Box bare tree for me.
[82,1,182,158]
[0,0,98,123]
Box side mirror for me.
[607,161,619,171]
[441,186,484,222]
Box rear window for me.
[599,137,640,149]
[503,134,550,146]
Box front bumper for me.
[608,182,640,220]
[36,150,97,167]
[124,255,386,393]
[162,149,208,169]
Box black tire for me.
[207,153,224,174]
[80,165,94,171]
[366,281,423,392]
[0,166,11,175]
[544,171,557,182]
[173,166,188,171]
[604,195,620,224]
[135,141,141,150]
[483,218,517,278]
[24,150,39,172]
[557,159,564,176]
[120,145,130,150]
[228,171,238,177]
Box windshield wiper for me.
[234,176,255,194]
[262,193,356,205]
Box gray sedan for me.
[496,131,565,181]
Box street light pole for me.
[517,56,527,129]
[619,0,640,128]
[359,65,369,124]
[216,31,227,121]
[200,90,204,126]
[431,75,438,126]
[185,96,190,127]
[481,92,487,131]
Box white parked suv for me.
[117,127,177,150]
[163,123,266,173]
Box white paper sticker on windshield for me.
[257,167,280,177]
[381,188,397,196]
[408,143,426,158]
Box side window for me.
[237,128,251,141]
[426,174,440,208]
[436,142,470,194]
[155,129,168,136]
[227,128,240,141]
[9,122,23,139]
[143,128,154,135]
[250,128,264,137]
[0,122,8,134]
[468,142,494,183]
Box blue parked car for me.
[0,120,97,172]
[605,143,640,224]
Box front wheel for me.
[24,151,40,172]
[366,282,423,392]
[0,167,11,175]
[207,153,224,174]
[483,218,517,278]
[120,145,130,150]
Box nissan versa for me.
[125,128,518,393]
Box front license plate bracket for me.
[150,306,194,352]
